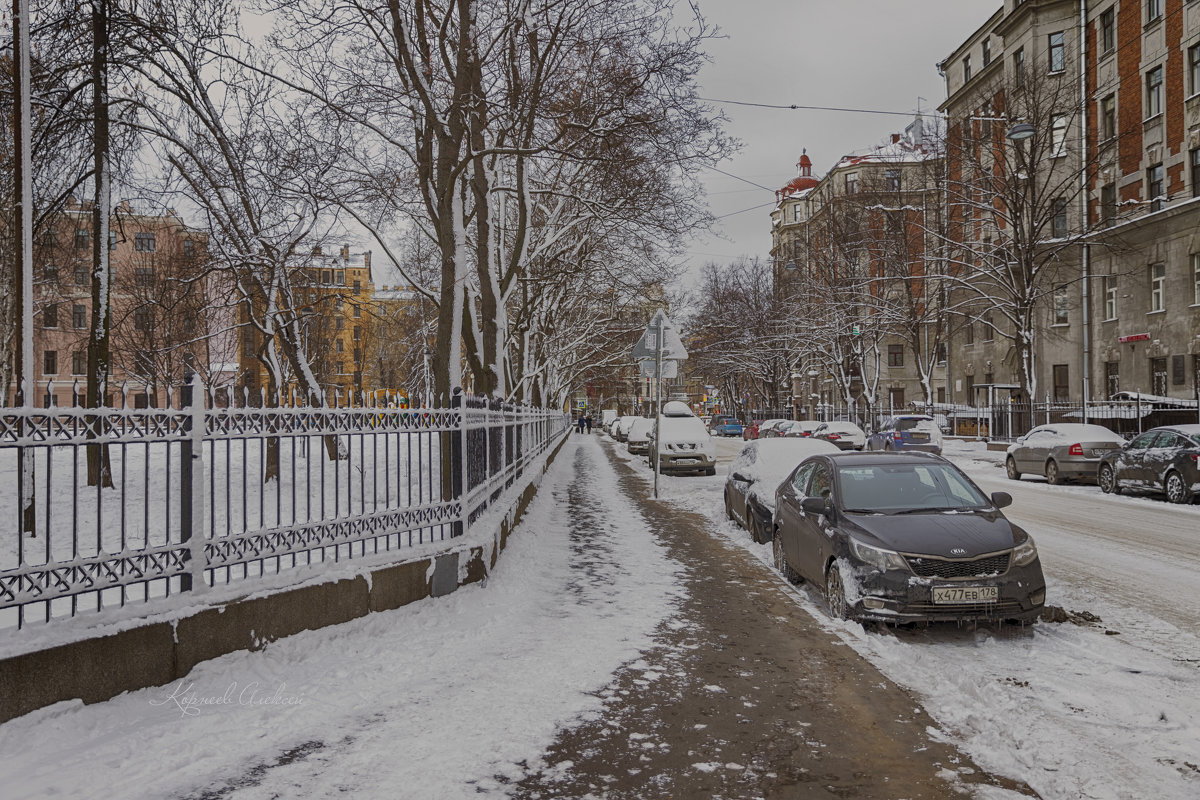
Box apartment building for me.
[12,199,224,408]
[940,0,1200,405]
[770,121,947,419]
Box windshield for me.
[837,463,989,512]
[895,417,934,431]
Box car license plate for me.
[676,458,697,464]
[932,586,998,604]
[910,433,929,441]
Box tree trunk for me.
[86,0,113,489]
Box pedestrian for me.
[577,415,586,434]
[585,415,593,433]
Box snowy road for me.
[671,436,1200,800]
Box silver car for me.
[1005,423,1125,485]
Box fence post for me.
[179,375,207,593]
[450,389,466,537]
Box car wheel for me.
[1046,460,1062,485]
[883,441,892,452]
[772,531,801,584]
[1165,471,1192,504]
[749,510,767,543]
[725,494,735,521]
[1006,457,1021,480]
[1098,463,1120,495]
[825,562,851,620]
[704,466,716,477]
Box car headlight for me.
[1012,534,1038,567]
[848,538,909,573]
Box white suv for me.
[650,401,717,475]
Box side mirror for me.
[801,496,830,516]
[990,491,1013,509]
[731,471,750,482]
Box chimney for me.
[341,243,350,260]
[892,133,901,144]
[312,245,322,256]
[364,250,371,269]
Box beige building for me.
[939,0,1200,407]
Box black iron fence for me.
[0,383,568,630]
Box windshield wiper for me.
[841,508,881,514]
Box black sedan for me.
[724,438,839,544]
[1096,424,1200,504]
[771,452,1046,624]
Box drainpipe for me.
[1079,0,1091,417]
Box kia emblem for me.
[950,547,967,556]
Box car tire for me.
[883,441,892,452]
[1006,457,1021,481]
[704,466,716,477]
[1165,471,1192,504]
[725,494,735,521]
[772,531,802,584]
[749,510,767,543]
[1098,463,1121,495]
[825,562,851,620]
[1045,460,1062,485]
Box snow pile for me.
[728,439,838,509]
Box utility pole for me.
[13,0,36,533]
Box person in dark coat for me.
[585,415,593,433]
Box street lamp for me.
[1006,122,1035,141]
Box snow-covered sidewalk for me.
[0,436,683,799]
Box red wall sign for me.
[1117,333,1150,343]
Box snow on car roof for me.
[1028,423,1124,441]
[661,401,693,417]
[731,438,839,486]
[658,415,709,440]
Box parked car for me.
[614,415,640,442]
[866,415,944,455]
[713,419,745,437]
[1005,423,1125,485]
[779,420,822,438]
[709,414,736,432]
[725,438,839,544]
[626,417,654,455]
[742,419,765,441]
[756,419,791,439]
[771,451,1046,624]
[1096,424,1200,503]
[812,421,866,450]
[649,401,716,475]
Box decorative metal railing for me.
[0,384,568,630]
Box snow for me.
[728,439,838,508]
[0,436,684,799]
[1015,423,1126,443]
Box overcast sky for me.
[683,0,1001,283]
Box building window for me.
[108,231,117,251]
[183,239,195,258]
[1147,163,1164,211]
[1192,253,1200,305]
[1101,7,1115,53]
[134,267,155,287]
[336,270,345,285]
[1051,114,1068,156]
[353,304,361,318]
[794,205,803,222]
[1151,357,1168,395]
[1053,285,1069,324]
[43,350,57,375]
[72,304,86,329]
[43,303,58,328]
[1105,361,1119,398]
[1150,263,1165,312]
[134,232,156,252]
[1146,66,1163,118]
[1013,47,1025,86]
[336,316,344,330]
[963,55,972,82]
[1052,197,1068,238]
[983,313,994,341]
[845,172,859,194]
[1147,0,1162,23]
[1101,183,1117,226]
[74,266,89,286]
[43,264,59,284]
[887,344,904,367]
[74,229,89,250]
[1053,364,1070,402]
[322,269,332,284]
[352,279,361,295]
[982,38,992,67]
[353,325,362,341]
[335,338,344,353]
[936,342,947,364]
[134,308,151,331]
[1174,354,1186,386]
[335,361,344,375]
[72,350,86,376]
[964,321,975,345]
[1100,94,1116,140]
[1190,44,1200,97]
[1049,32,1065,73]
[1192,149,1200,198]
[1104,275,1118,320]
[885,169,901,191]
